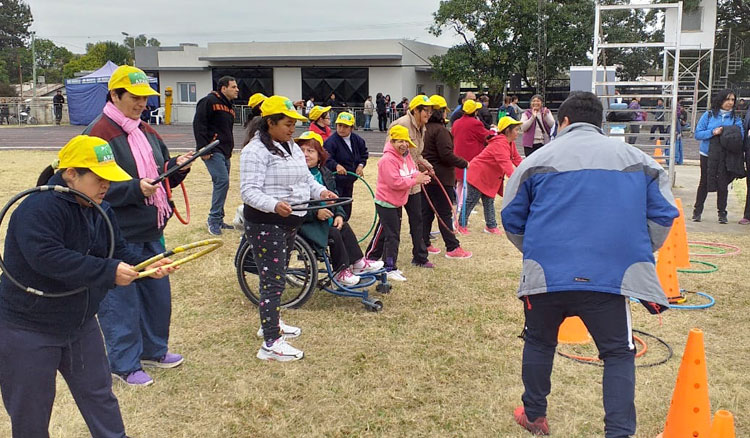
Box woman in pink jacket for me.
[460,117,523,234]
[365,125,431,282]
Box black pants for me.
[405,193,429,264]
[0,318,126,438]
[649,123,666,140]
[336,178,354,220]
[366,205,402,270]
[694,155,728,216]
[421,183,460,252]
[246,223,297,343]
[377,112,387,132]
[328,222,363,271]
[627,124,641,145]
[521,292,635,438]
[524,143,544,157]
[744,158,750,220]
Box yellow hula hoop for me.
[134,238,223,279]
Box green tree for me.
[122,34,161,48]
[597,3,663,81]
[63,41,131,79]
[0,0,32,48]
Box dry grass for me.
[0,150,748,437]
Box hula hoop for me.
[460,168,468,228]
[677,259,718,274]
[163,162,190,225]
[0,185,114,298]
[346,171,378,243]
[422,174,459,235]
[134,238,223,279]
[668,290,715,310]
[688,243,726,256]
[688,241,741,257]
[557,329,673,368]
[152,140,219,185]
[289,197,353,211]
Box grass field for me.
[0,150,747,437]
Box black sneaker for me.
[692,211,701,222]
[718,212,728,224]
[207,222,222,235]
[220,222,234,230]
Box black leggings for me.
[421,183,460,252]
[328,222,363,271]
[694,155,728,215]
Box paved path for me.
[0,123,701,159]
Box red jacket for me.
[467,134,522,197]
[452,114,491,181]
[310,122,331,142]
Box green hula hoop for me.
[346,171,378,243]
[677,259,718,274]
[688,243,727,256]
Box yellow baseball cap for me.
[335,112,355,126]
[58,135,132,182]
[409,95,434,111]
[388,125,417,148]
[429,94,448,109]
[462,99,482,115]
[294,131,323,147]
[497,116,522,133]
[308,105,331,121]
[108,65,159,96]
[260,95,308,121]
[248,93,267,108]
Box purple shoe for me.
[142,352,184,369]
[114,369,154,386]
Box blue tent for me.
[65,61,159,126]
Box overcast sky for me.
[27,0,462,53]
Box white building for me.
[135,39,458,124]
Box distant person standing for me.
[450,91,477,124]
[0,100,9,125]
[363,95,374,131]
[376,93,387,132]
[53,90,65,125]
[305,95,315,117]
[650,98,666,140]
[324,112,369,219]
[193,75,240,235]
[477,95,494,129]
[510,96,523,120]
[520,95,554,156]
[627,97,644,145]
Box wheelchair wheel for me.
[236,235,318,309]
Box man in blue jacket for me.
[501,91,679,438]
[324,111,368,219]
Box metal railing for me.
[0,103,69,126]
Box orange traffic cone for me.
[671,198,691,269]
[710,410,735,438]
[656,328,711,438]
[557,316,591,344]
[656,233,683,304]
[654,139,666,164]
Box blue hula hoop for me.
[629,291,715,309]
[461,168,467,227]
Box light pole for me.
[121,31,135,64]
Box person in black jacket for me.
[476,95,494,129]
[193,76,240,235]
[324,111,369,219]
[741,109,750,224]
[376,92,387,132]
[53,90,65,125]
[421,95,472,259]
[0,135,174,438]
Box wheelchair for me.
[235,231,391,312]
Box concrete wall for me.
[158,70,212,124]
[665,0,716,50]
[273,68,302,100]
[369,66,405,99]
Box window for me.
[681,7,703,32]
[212,68,274,105]
[301,68,368,106]
[178,82,197,103]
[416,84,424,95]
[436,84,445,97]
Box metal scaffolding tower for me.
[592,1,683,186]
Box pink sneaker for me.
[739,218,750,225]
[514,406,550,435]
[445,247,472,259]
[484,227,503,235]
[427,245,442,254]
[457,226,470,235]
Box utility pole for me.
[32,31,37,100]
[17,52,22,99]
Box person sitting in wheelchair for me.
[295,131,383,286]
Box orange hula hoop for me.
[163,162,190,225]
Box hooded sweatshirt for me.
[375,141,420,207]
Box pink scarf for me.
[103,102,171,228]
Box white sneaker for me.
[256,338,304,362]
[256,319,301,339]
[351,259,385,275]
[335,268,361,286]
[386,270,407,282]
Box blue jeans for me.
[364,114,372,130]
[521,292,636,438]
[204,152,231,225]
[459,183,497,228]
[98,240,172,375]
